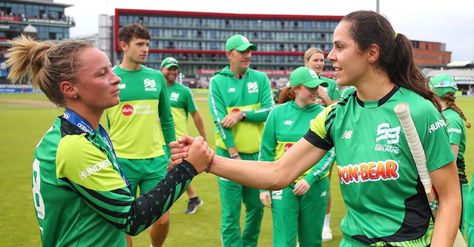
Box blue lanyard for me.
[63,108,130,188]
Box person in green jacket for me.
[259,67,334,247]
[7,35,212,247]
[430,74,471,235]
[104,24,175,247]
[161,57,206,214]
[208,34,274,247]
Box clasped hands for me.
[168,136,214,173]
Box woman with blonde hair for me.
[304,47,341,106]
[7,35,211,246]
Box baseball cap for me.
[225,34,257,52]
[429,73,457,96]
[289,67,328,88]
[161,57,180,69]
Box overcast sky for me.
[58,0,474,61]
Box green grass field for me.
[1,92,473,247]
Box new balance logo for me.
[284,120,293,125]
[342,130,352,139]
[228,88,236,93]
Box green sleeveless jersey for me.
[166,82,197,138]
[33,116,196,246]
[105,65,175,159]
[304,87,454,245]
[208,66,274,153]
[443,108,467,183]
[259,101,334,184]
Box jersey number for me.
[32,159,45,219]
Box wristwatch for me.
[241,111,247,121]
[229,153,240,159]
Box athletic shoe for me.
[322,227,333,241]
[185,197,204,214]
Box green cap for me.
[225,34,257,52]
[429,73,457,96]
[289,67,328,88]
[161,57,180,69]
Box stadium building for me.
[0,0,75,86]
[113,9,343,88]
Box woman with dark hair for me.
[171,10,461,246]
[430,74,471,236]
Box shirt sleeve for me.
[304,148,335,185]
[185,87,198,113]
[208,76,235,148]
[258,109,277,162]
[414,104,455,172]
[446,112,463,146]
[245,74,274,122]
[57,135,196,236]
[304,104,335,151]
[157,72,176,146]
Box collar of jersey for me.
[355,86,399,108]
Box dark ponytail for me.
[342,10,441,111]
[443,93,471,128]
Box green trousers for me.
[461,183,469,234]
[217,148,264,247]
[271,177,329,247]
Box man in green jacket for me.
[208,34,274,247]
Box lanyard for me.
[63,108,130,188]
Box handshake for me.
[169,136,215,173]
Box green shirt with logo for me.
[443,108,467,183]
[105,65,175,159]
[208,66,274,153]
[304,87,454,245]
[33,117,195,246]
[166,82,198,138]
[259,101,334,184]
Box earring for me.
[73,94,78,99]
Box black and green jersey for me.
[443,108,467,183]
[32,113,195,246]
[259,100,334,184]
[320,76,341,102]
[304,87,454,245]
[104,65,175,159]
[166,82,198,138]
[208,66,274,154]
